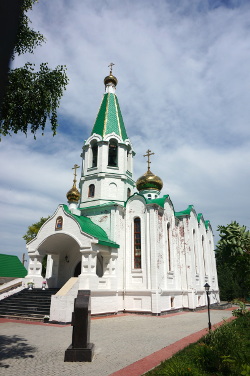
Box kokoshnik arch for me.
[25,65,219,322]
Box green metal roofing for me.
[205,220,211,230]
[63,205,119,248]
[91,93,128,141]
[175,206,211,229]
[0,254,27,278]
[175,205,194,217]
[81,202,123,211]
[145,195,169,208]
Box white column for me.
[45,254,60,288]
[78,248,98,290]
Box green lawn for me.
[144,313,250,376]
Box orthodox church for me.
[25,67,219,322]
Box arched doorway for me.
[74,261,81,277]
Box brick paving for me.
[0,309,233,376]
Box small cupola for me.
[136,150,163,199]
[66,164,80,211]
[104,63,118,93]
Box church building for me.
[25,67,219,322]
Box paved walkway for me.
[0,308,234,376]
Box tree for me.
[217,221,250,257]
[216,221,250,301]
[0,0,68,139]
[23,216,50,243]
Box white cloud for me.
[2,0,250,260]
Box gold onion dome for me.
[104,73,118,87]
[136,169,163,192]
[67,164,80,203]
[66,185,80,203]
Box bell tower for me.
[79,65,135,208]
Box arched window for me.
[134,217,141,269]
[108,139,118,167]
[127,188,131,198]
[127,146,132,172]
[91,141,98,167]
[167,223,171,271]
[193,229,197,273]
[88,184,95,198]
[148,194,152,200]
[202,235,206,274]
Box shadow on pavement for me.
[0,335,36,368]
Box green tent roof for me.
[0,254,27,278]
[91,93,128,141]
[63,205,119,248]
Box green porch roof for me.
[63,205,119,248]
[0,254,27,278]
[91,93,128,141]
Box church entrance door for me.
[74,261,81,277]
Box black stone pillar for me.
[64,290,94,362]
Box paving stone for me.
[0,309,233,376]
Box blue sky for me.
[1,0,250,263]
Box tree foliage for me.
[216,221,250,301]
[14,0,45,56]
[217,221,250,257]
[0,0,68,139]
[23,216,50,243]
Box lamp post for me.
[204,283,211,331]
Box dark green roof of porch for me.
[91,93,128,141]
[63,205,119,248]
[0,254,27,277]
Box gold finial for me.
[108,62,115,75]
[72,164,80,187]
[67,164,80,203]
[143,149,155,171]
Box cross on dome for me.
[72,164,80,187]
[143,149,155,171]
[108,62,115,75]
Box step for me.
[0,314,45,321]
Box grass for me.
[144,313,250,376]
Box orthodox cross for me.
[143,149,155,171]
[108,62,115,74]
[72,164,80,186]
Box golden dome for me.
[104,73,118,87]
[67,164,80,203]
[66,185,80,203]
[136,169,163,192]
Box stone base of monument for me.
[64,343,95,362]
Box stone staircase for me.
[0,288,59,321]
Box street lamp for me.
[204,283,212,331]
